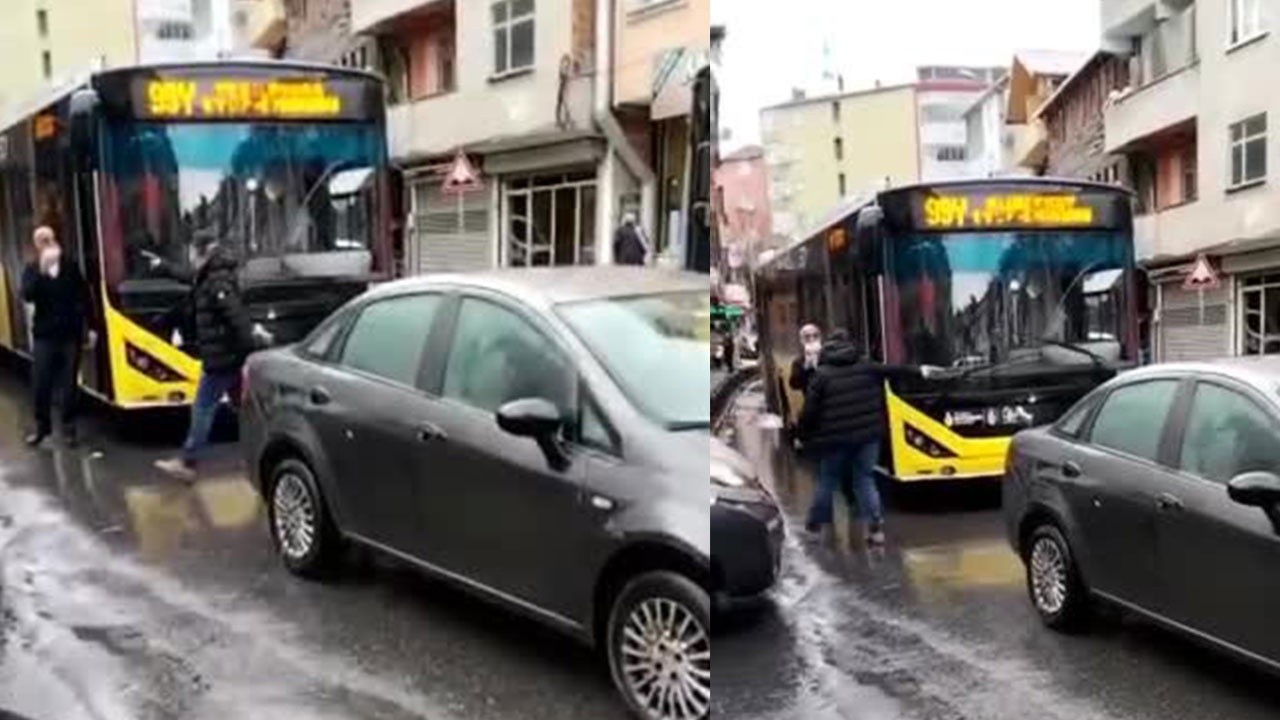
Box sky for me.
[712,0,1102,152]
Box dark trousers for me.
[32,338,81,437]
[181,369,241,465]
[806,441,883,529]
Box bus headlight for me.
[126,342,186,383]
[904,423,957,458]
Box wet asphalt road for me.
[0,364,626,720]
[714,381,1280,720]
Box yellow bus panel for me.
[104,298,202,407]
[885,383,1010,482]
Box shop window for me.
[505,173,597,266]
[1241,273,1280,355]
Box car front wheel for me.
[1025,523,1088,631]
[607,571,711,720]
[267,458,339,578]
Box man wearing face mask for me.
[21,226,89,448]
[155,230,272,480]
[788,323,823,393]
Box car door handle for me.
[1156,493,1184,513]
[417,422,448,443]
[309,386,331,406]
[1061,461,1082,479]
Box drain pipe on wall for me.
[595,0,657,265]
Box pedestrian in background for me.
[788,323,823,393]
[155,230,271,481]
[21,226,89,448]
[797,329,938,545]
[613,212,650,265]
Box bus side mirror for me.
[854,206,885,275]
[69,89,99,171]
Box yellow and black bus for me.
[0,61,391,408]
[757,178,1139,481]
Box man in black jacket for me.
[156,232,270,480]
[21,226,88,447]
[798,330,937,544]
[612,212,650,265]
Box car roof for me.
[363,266,710,306]
[1116,356,1280,392]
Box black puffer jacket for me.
[798,339,920,450]
[192,247,255,373]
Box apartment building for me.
[0,0,136,115]
[760,83,919,238]
[915,65,1004,180]
[1005,50,1085,175]
[1103,0,1279,361]
[963,76,1012,177]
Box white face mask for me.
[803,340,822,355]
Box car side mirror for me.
[1227,471,1280,508]
[497,398,570,471]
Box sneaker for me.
[154,458,197,481]
[867,523,886,546]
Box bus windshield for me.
[889,230,1130,370]
[102,121,384,283]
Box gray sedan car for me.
[241,268,726,720]
[1005,356,1280,670]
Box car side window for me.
[339,294,443,386]
[1055,394,1099,439]
[1179,382,1280,483]
[1087,380,1179,462]
[442,298,575,418]
[302,313,347,360]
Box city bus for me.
[756,178,1139,481]
[0,61,391,409]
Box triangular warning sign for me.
[442,149,482,193]
[1182,253,1220,291]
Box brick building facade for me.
[1039,51,1130,182]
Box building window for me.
[831,101,840,122]
[505,172,597,266]
[936,146,966,162]
[1182,145,1198,201]
[837,173,846,196]
[36,9,48,37]
[41,51,51,80]
[1241,273,1280,355]
[493,0,535,75]
[1229,113,1266,188]
[1229,0,1265,46]
[833,137,843,160]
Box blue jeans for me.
[807,441,883,529]
[181,370,240,464]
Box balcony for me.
[1008,121,1048,170]
[352,0,451,34]
[1135,199,1211,261]
[232,0,285,51]
[1102,0,1157,41]
[1105,63,1198,153]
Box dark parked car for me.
[241,267,780,720]
[1005,357,1280,671]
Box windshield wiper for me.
[1040,337,1106,368]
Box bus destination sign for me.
[134,77,369,121]
[915,189,1118,231]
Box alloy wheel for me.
[619,597,711,720]
[1030,536,1068,615]
[273,473,316,561]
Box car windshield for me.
[102,121,384,284]
[889,230,1131,369]
[558,291,711,429]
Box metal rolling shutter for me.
[413,180,491,274]
[1160,283,1229,361]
